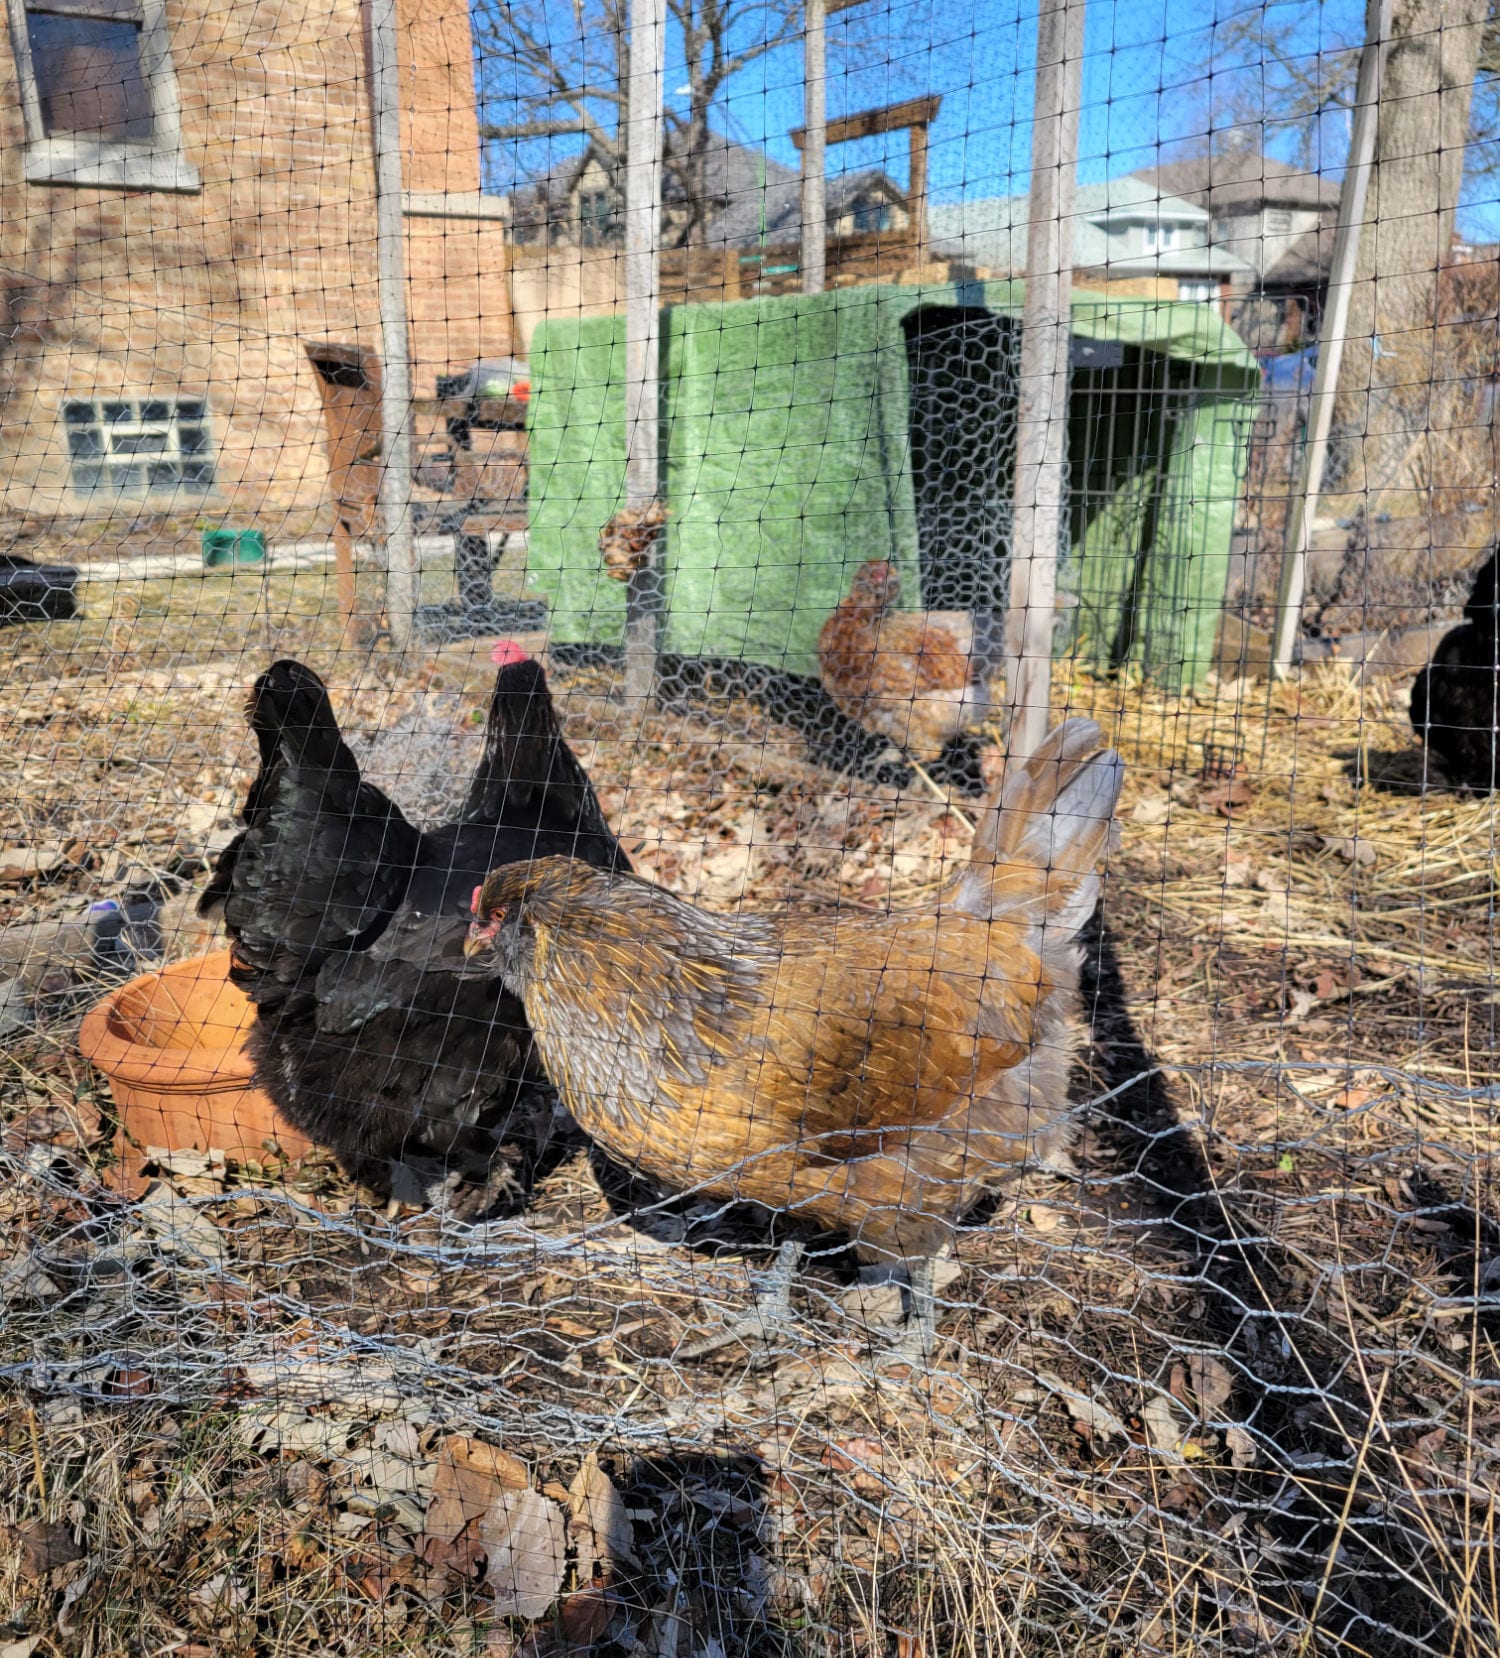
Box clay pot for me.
[78,949,311,1164]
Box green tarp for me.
[525,281,1260,688]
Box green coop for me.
[524,282,1260,690]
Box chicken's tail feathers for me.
[460,656,578,823]
[248,658,356,775]
[957,717,1124,937]
[458,660,629,864]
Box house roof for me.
[700,162,909,249]
[509,130,913,249]
[1261,223,1337,288]
[1134,153,1340,214]
[928,182,1254,277]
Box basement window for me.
[6,0,200,190]
[62,397,215,497]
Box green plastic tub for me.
[201,529,266,569]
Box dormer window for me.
[578,189,616,248]
[5,0,199,190]
[1144,222,1180,254]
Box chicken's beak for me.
[463,917,499,959]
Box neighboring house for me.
[0,0,511,528]
[928,176,1252,300]
[1131,153,1340,347]
[697,146,910,250]
[508,130,909,251]
[1133,153,1339,285]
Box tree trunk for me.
[1336,0,1488,500]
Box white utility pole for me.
[368,0,417,651]
[1270,0,1391,677]
[623,0,667,703]
[1005,0,1084,756]
[802,0,827,294]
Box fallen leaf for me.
[480,1488,567,1618]
[1131,794,1170,825]
[0,1254,61,1304]
[567,1452,639,1578]
[1226,1424,1258,1468]
[1141,1393,1190,1457]
[12,1517,82,1578]
[233,1406,358,1458]
[1034,1371,1130,1442]
[0,1637,44,1658]
[56,1562,97,1635]
[559,1581,624,1648]
[1200,778,1253,817]
[0,847,65,884]
[144,1146,227,1182]
[1186,1353,1234,1417]
[3,1098,102,1151]
[1321,833,1376,867]
[419,1437,532,1581]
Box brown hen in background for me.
[818,559,1002,764]
[462,718,1123,1357]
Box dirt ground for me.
[0,565,1497,1657]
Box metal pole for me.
[623,0,666,704]
[369,0,417,651]
[1270,0,1390,678]
[802,0,827,295]
[1005,0,1083,757]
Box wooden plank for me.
[790,94,940,150]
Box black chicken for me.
[1412,547,1499,792]
[202,649,629,1209]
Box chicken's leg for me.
[897,1255,939,1363]
[675,1240,804,1360]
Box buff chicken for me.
[818,559,1001,764]
[461,718,1123,1356]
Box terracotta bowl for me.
[78,949,312,1163]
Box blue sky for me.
[480,0,1500,236]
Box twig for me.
[905,757,976,833]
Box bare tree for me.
[1210,1,1492,499]
[474,0,803,246]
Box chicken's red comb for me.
[490,639,531,668]
[470,885,484,915]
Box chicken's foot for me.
[675,1240,804,1360]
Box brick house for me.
[0,0,511,534]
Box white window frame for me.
[1177,279,1220,303]
[5,0,200,192]
[61,395,215,498]
[1143,221,1180,254]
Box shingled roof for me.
[1132,153,1340,214]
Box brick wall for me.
[0,0,512,534]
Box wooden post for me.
[1270,0,1390,678]
[802,0,827,295]
[908,118,929,269]
[1004,0,1083,757]
[622,0,667,704]
[368,0,417,652]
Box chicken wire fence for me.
[2,0,1500,1655]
